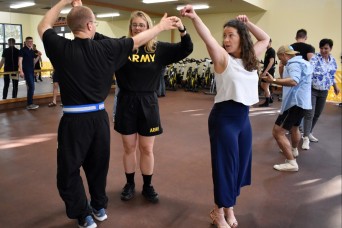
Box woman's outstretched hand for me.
[180,4,197,19]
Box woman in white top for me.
[181,5,269,228]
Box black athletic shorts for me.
[275,105,306,131]
[114,90,163,136]
[261,68,275,82]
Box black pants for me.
[57,110,110,219]
[3,74,19,99]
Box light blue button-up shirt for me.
[280,56,313,114]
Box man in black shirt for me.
[291,29,315,134]
[0,38,20,99]
[19,36,41,110]
[37,0,179,227]
[291,29,315,61]
[259,38,276,107]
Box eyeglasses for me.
[131,23,146,28]
[89,21,99,27]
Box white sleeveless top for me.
[214,55,259,106]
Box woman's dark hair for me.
[223,19,259,72]
[319,38,333,48]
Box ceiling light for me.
[143,0,178,4]
[61,8,71,14]
[176,4,209,10]
[97,13,120,18]
[10,2,35,9]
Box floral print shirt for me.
[310,53,337,91]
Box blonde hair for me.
[128,11,156,53]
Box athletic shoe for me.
[309,133,319,142]
[302,136,310,150]
[273,160,299,172]
[120,183,135,201]
[92,208,107,222]
[279,148,299,157]
[26,104,39,110]
[292,147,299,158]
[78,215,97,228]
[142,185,159,203]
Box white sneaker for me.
[26,104,39,110]
[309,133,318,142]
[274,160,299,172]
[292,147,299,158]
[302,136,310,150]
[279,148,298,157]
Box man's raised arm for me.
[37,0,76,39]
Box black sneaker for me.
[269,96,274,103]
[258,102,269,107]
[142,185,159,203]
[120,183,135,201]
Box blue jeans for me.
[24,71,35,105]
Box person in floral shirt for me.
[302,38,340,150]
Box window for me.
[0,23,23,53]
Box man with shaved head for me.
[38,0,178,227]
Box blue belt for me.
[63,102,105,114]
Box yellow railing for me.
[327,71,342,102]
[0,68,54,77]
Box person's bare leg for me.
[224,207,238,227]
[272,125,294,160]
[290,126,301,149]
[210,206,229,227]
[52,82,58,104]
[272,124,298,171]
[121,134,138,173]
[261,82,271,98]
[138,135,155,175]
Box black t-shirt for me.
[116,34,193,92]
[1,46,20,72]
[263,47,276,73]
[42,29,133,105]
[19,46,35,73]
[291,42,315,61]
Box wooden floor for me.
[0,90,341,228]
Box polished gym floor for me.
[0,89,341,228]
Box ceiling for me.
[0,0,266,21]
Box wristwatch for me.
[178,26,186,33]
[272,78,276,82]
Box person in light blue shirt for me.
[302,39,339,150]
[263,45,313,172]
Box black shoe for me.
[269,96,274,103]
[142,185,159,203]
[258,102,269,107]
[120,183,135,201]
